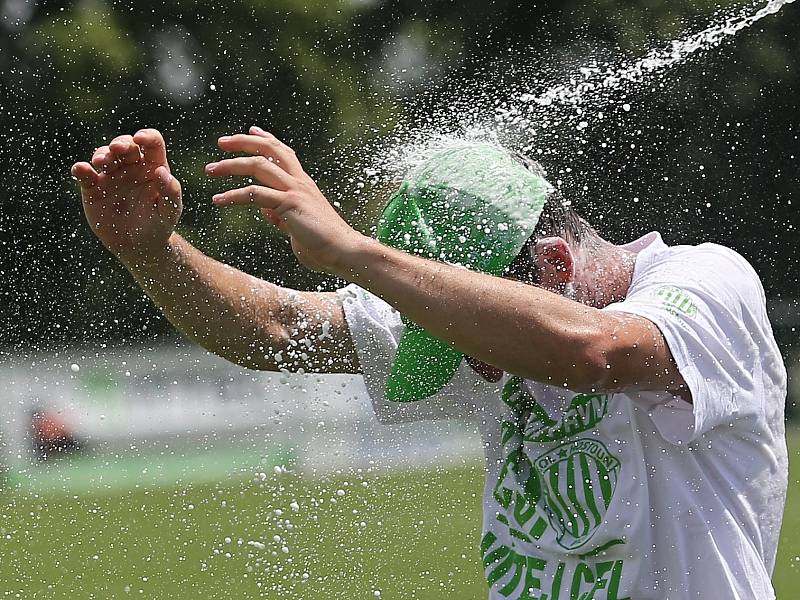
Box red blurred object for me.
[30,409,83,461]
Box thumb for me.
[71,162,99,197]
[155,166,181,203]
[260,207,287,230]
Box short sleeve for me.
[337,284,489,424]
[603,245,764,444]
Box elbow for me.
[208,345,271,372]
[569,334,620,394]
[216,324,292,372]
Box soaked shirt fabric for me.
[338,231,788,600]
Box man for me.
[72,127,788,599]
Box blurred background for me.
[0,0,798,597]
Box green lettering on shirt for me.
[481,540,630,600]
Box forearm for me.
[338,237,608,389]
[118,233,304,371]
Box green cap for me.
[376,143,551,402]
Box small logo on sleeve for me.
[654,285,697,318]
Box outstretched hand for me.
[71,129,182,261]
[206,126,365,274]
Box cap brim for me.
[385,323,464,402]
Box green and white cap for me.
[376,143,552,402]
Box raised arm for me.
[205,127,685,397]
[71,129,359,374]
[120,233,359,373]
[337,240,684,395]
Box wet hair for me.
[502,153,597,284]
[512,152,595,245]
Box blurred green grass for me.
[1,428,798,599]
[0,461,486,599]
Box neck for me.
[573,240,637,308]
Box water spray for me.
[376,0,795,178]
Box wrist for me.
[116,233,181,273]
[329,234,386,282]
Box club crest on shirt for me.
[492,377,622,552]
[534,438,621,550]
[483,378,633,597]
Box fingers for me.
[108,135,141,165]
[215,127,304,175]
[71,162,99,187]
[133,128,169,165]
[211,185,285,210]
[155,166,181,202]
[205,156,292,190]
[89,135,140,173]
[91,135,141,173]
[91,145,113,170]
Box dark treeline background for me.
[0,0,798,404]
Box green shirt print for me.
[483,377,629,599]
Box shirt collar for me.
[621,231,666,282]
[621,231,664,253]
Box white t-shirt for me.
[338,231,788,600]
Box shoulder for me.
[632,240,766,311]
[337,283,401,323]
[335,283,404,350]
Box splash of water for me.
[506,0,795,117]
[374,0,795,180]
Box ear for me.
[532,236,575,293]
